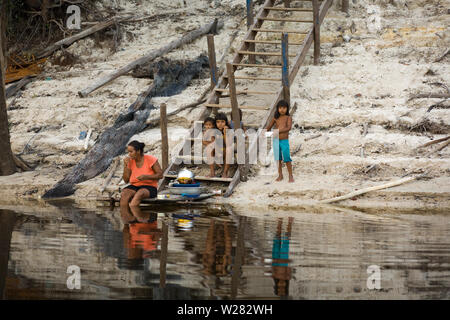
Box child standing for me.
[266,100,294,183]
[215,112,231,178]
[203,117,217,177]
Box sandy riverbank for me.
[1,0,449,211]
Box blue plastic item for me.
[172,182,200,188]
[181,193,200,198]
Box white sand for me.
[1,0,449,210]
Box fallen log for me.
[36,15,133,59]
[78,19,223,97]
[425,140,450,157]
[319,174,426,204]
[408,92,450,101]
[42,55,208,199]
[417,135,450,149]
[5,76,33,99]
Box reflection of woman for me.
[202,220,232,276]
[272,217,293,298]
[120,204,162,264]
[120,140,163,207]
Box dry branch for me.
[78,19,223,97]
[417,136,450,149]
[319,174,426,204]
[99,157,119,193]
[36,14,133,59]
[425,140,450,157]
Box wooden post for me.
[159,218,168,288]
[231,216,246,299]
[342,0,349,13]
[281,33,290,105]
[284,0,291,8]
[313,0,320,65]
[226,63,247,181]
[226,64,241,130]
[206,34,218,87]
[160,103,169,172]
[246,0,256,64]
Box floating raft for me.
[97,192,216,206]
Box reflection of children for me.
[202,220,232,276]
[272,217,293,298]
[266,100,294,183]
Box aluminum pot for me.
[177,168,194,184]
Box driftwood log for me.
[42,55,208,198]
[36,14,133,59]
[78,19,223,97]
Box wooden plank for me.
[244,39,304,45]
[233,76,282,81]
[232,63,282,68]
[164,174,233,182]
[204,103,269,110]
[281,33,290,104]
[99,158,119,193]
[264,7,313,11]
[246,0,256,64]
[215,88,277,95]
[238,50,296,57]
[160,103,169,171]
[207,34,218,86]
[258,17,313,23]
[223,168,240,197]
[252,28,309,34]
[313,0,320,65]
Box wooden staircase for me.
[158,0,333,197]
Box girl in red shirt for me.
[120,140,163,207]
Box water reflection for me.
[1,204,450,300]
[271,217,293,299]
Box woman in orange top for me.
[120,140,163,207]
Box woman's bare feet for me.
[275,175,283,181]
[288,176,295,183]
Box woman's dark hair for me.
[204,117,216,127]
[128,140,145,155]
[274,100,290,119]
[215,112,229,127]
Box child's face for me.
[216,120,226,130]
[278,106,288,115]
[204,121,214,130]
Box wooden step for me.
[252,28,309,34]
[238,50,296,57]
[244,39,304,45]
[165,174,232,182]
[215,88,277,95]
[258,17,313,23]
[224,75,282,81]
[232,63,282,68]
[264,7,314,12]
[204,103,269,110]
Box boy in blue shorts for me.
[266,100,294,183]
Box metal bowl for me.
[177,169,194,184]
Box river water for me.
[0,202,449,300]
